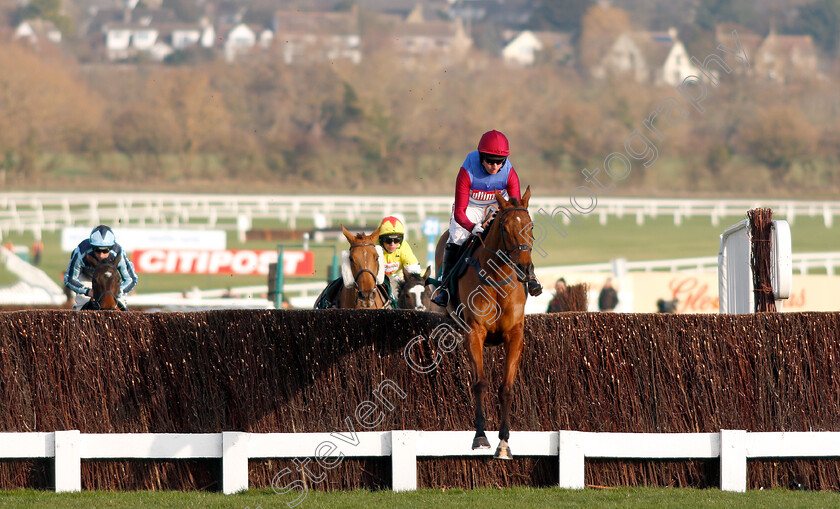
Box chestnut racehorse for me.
[435,187,537,459]
[338,225,389,309]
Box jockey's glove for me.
[471,224,485,235]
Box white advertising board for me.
[61,228,226,252]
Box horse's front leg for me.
[495,326,524,460]
[466,325,490,449]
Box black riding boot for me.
[431,243,459,307]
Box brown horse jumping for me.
[435,187,537,459]
[337,225,389,309]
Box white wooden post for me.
[222,432,249,494]
[720,429,747,492]
[558,430,585,489]
[54,430,81,493]
[391,430,417,492]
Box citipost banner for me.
[132,249,314,276]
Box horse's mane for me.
[354,232,365,240]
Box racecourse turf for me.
[1,486,840,508]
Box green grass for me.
[1,486,839,508]
[1,214,838,293]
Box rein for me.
[94,289,120,309]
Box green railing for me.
[272,243,339,309]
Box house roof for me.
[359,0,448,18]
[216,23,259,41]
[761,33,816,54]
[532,30,573,54]
[91,8,177,33]
[393,18,460,39]
[714,24,763,58]
[105,22,161,31]
[17,18,61,37]
[618,31,680,67]
[274,10,359,36]
[150,23,204,40]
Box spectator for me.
[657,298,679,313]
[546,278,568,313]
[598,278,619,312]
[31,240,43,266]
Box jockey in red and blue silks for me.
[431,129,542,307]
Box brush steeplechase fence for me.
[3,429,840,494]
[3,310,840,491]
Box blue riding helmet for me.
[89,225,116,248]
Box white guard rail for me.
[2,430,839,494]
[543,252,840,276]
[2,194,839,237]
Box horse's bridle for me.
[471,206,534,286]
[496,207,533,258]
[89,289,120,310]
[348,243,379,294]
[90,262,121,310]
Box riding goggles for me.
[481,154,507,166]
[94,247,112,254]
[381,235,403,245]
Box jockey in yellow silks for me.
[378,217,422,299]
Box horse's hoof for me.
[494,444,513,460]
[472,436,491,450]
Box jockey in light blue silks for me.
[64,225,138,310]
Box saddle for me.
[315,278,394,309]
[439,236,481,305]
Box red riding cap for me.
[477,130,510,157]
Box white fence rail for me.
[544,252,840,276]
[2,193,839,237]
[3,429,840,494]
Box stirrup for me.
[431,288,449,307]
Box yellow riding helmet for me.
[378,216,405,237]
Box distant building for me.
[14,19,62,47]
[753,29,819,83]
[105,23,159,60]
[593,28,699,86]
[711,24,763,77]
[385,4,472,68]
[502,30,573,67]
[273,6,361,64]
[219,23,259,62]
[98,8,179,61]
[447,0,533,28]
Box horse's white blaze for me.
[408,285,425,310]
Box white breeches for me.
[448,204,496,246]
